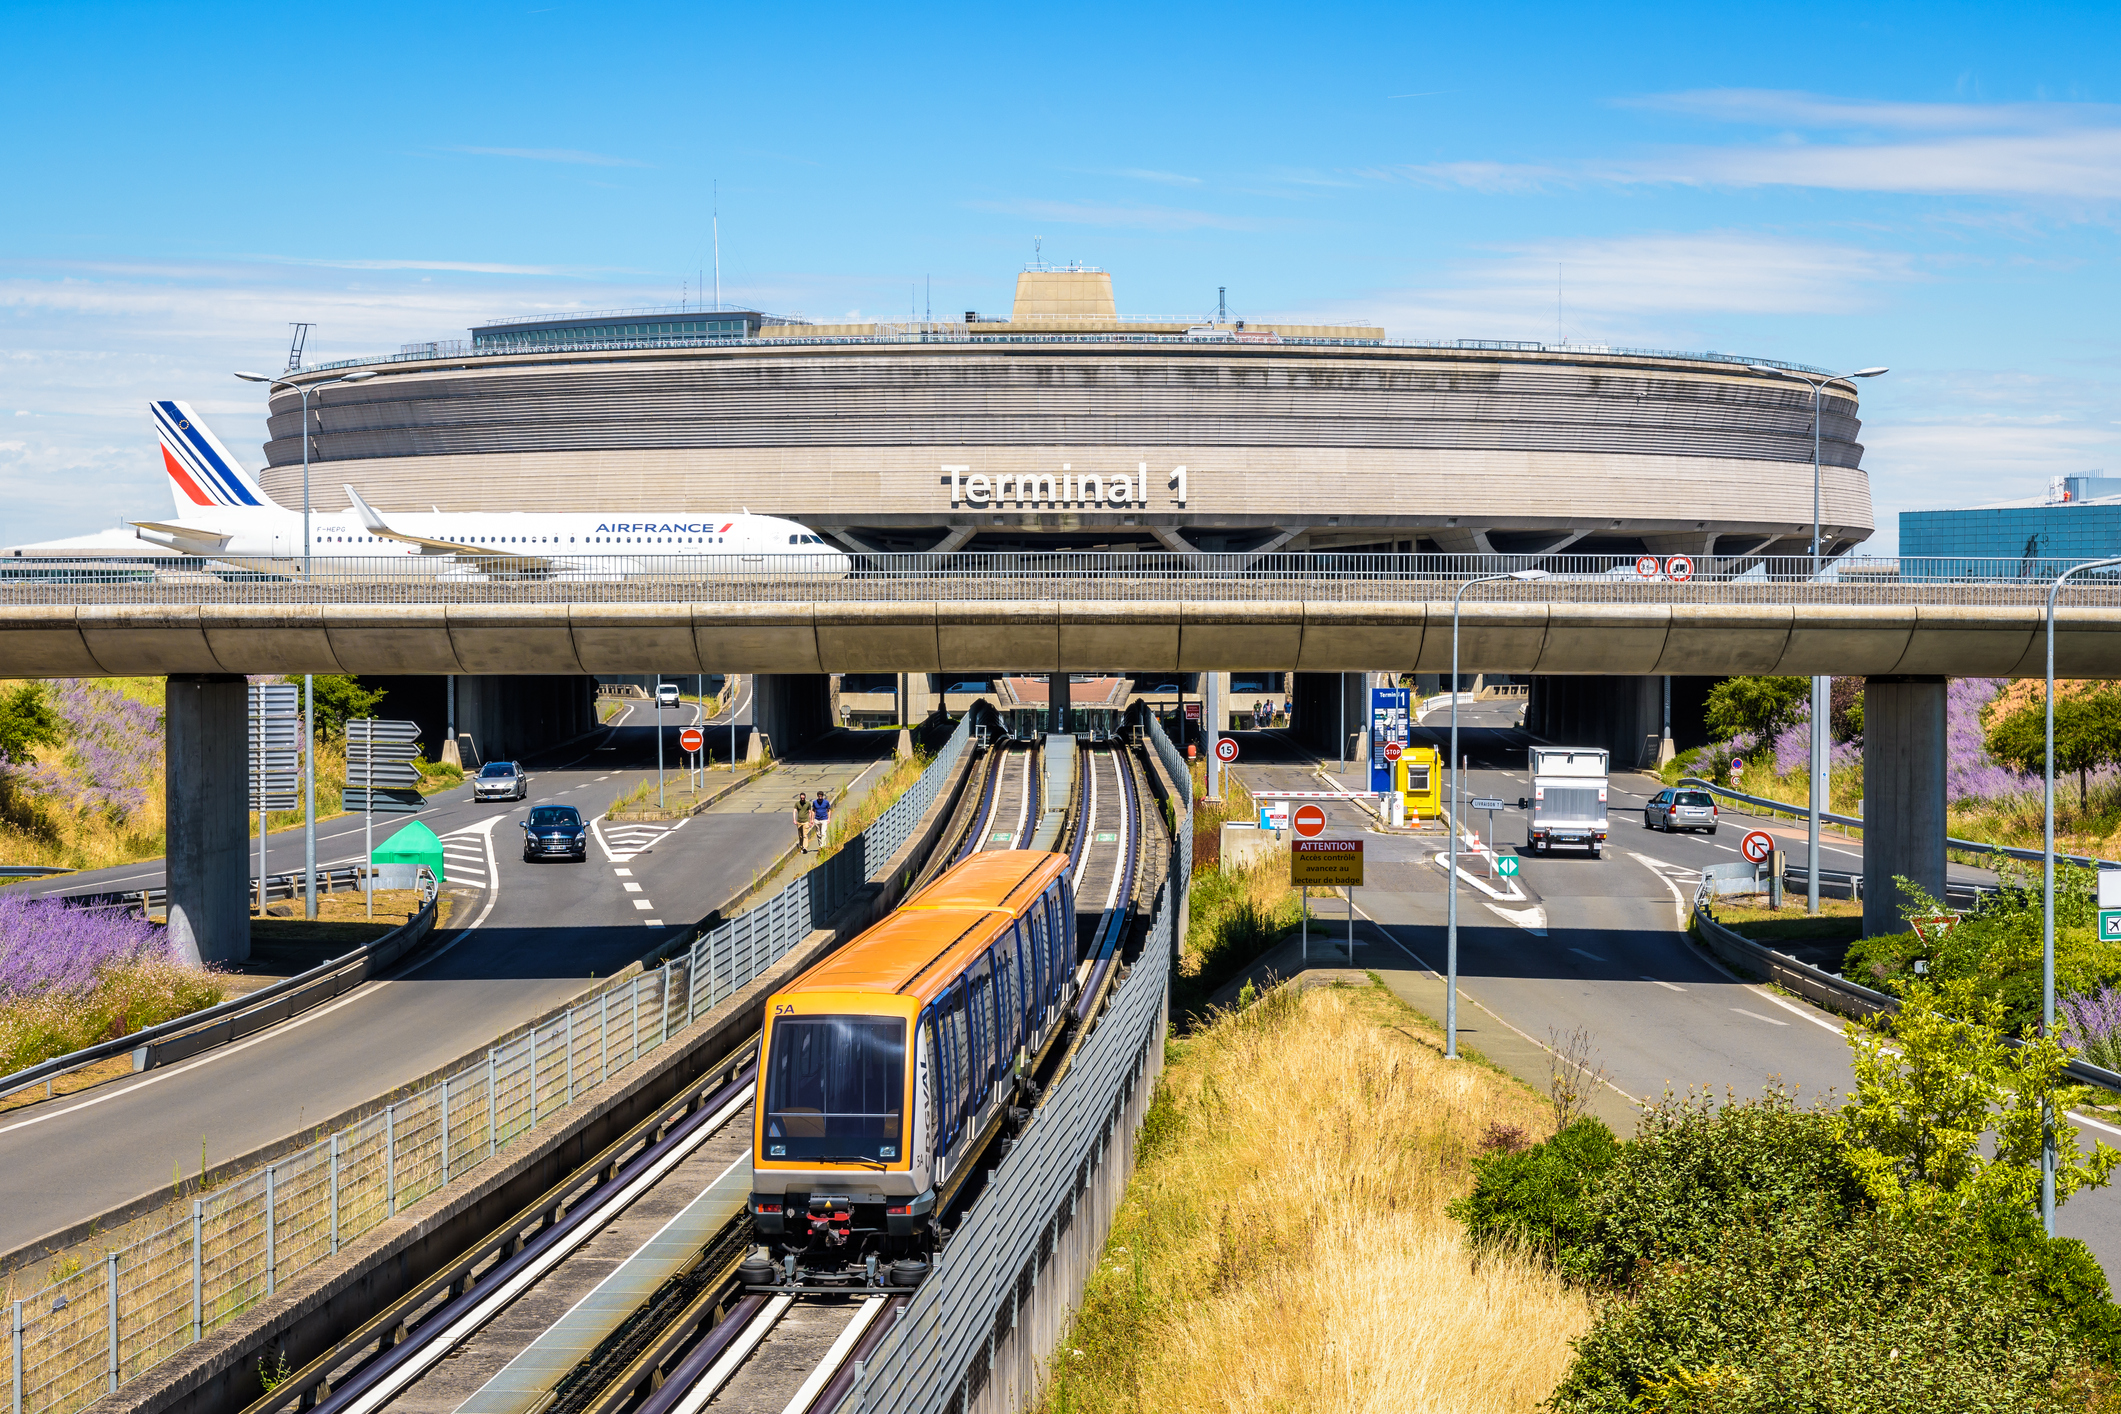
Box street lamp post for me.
[233,367,377,921]
[2043,556,2121,1234]
[1751,364,1888,916]
[1447,567,1548,1060]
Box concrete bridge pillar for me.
[165,674,250,966]
[1048,672,1071,735]
[1861,676,1948,937]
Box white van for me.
[656,682,681,709]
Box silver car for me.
[474,760,529,801]
[1645,788,1718,834]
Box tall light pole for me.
[1447,567,1548,1059]
[2043,556,2121,1233]
[233,367,377,920]
[1752,364,1888,915]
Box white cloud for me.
[963,198,1264,231]
[1400,90,2121,200]
[1274,231,1923,343]
[1112,168,1202,186]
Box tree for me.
[1703,675,1810,747]
[1840,972,2121,1218]
[1984,684,2121,810]
[306,675,387,737]
[0,681,63,765]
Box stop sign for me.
[679,727,704,753]
[1383,741,1402,763]
[1293,803,1327,838]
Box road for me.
[0,684,898,1257]
[1228,707,2121,1279]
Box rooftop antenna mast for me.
[713,180,721,312]
[285,322,313,373]
[1218,286,1226,324]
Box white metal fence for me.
[2,717,971,1414]
[9,554,2121,607]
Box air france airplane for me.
[4,401,851,577]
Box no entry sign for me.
[1214,737,1239,763]
[679,727,704,753]
[1293,803,1328,838]
[1739,829,1774,864]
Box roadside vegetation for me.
[0,676,458,875]
[819,746,931,858]
[1038,982,1587,1414]
[0,893,227,1075]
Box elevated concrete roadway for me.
[8,598,2121,676]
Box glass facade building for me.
[1901,502,2121,564]
[471,310,765,350]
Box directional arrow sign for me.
[1496,854,1520,877]
[1470,797,1506,811]
[343,787,425,815]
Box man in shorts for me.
[793,792,813,853]
[810,790,832,850]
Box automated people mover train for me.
[2,400,850,577]
[747,850,1079,1280]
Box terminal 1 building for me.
[266,264,1879,765]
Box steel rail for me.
[1072,748,1141,1025]
[283,1061,757,1414]
[647,1294,792,1414]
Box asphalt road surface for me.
[1227,705,2121,1280]
[0,687,896,1256]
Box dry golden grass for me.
[1041,983,1588,1414]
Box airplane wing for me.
[343,484,516,558]
[130,520,233,551]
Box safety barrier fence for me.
[1,717,970,1414]
[10,553,2121,606]
[847,877,1175,1414]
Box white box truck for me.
[1521,746,1610,857]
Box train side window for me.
[921,1012,944,1156]
[943,994,970,1138]
[1027,908,1049,1008]
[994,936,1016,1056]
[970,961,994,1091]
[1005,927,1026,1051]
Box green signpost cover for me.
[372,820,447,881]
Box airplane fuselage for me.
[136,511,838,560]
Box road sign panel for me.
[1183,702,1203,722]
[345,762,424,788]
[1293,803,1328,838]
[679,727,704,753]
[1291,838,1363,886]
[1739,829,1775,864]
[1214,737,1238,763]
[2103,909,2121,941]
[1911,913,1961,943]
[1496,854,1520,877]
[1260,800,1290,831]
[1635,554,1660,579]
[1666,554,1695,582]
[2101,870,2121,910]
[1470,797,1505,810]
[1383,741,1402,763]
[343,787,424,815]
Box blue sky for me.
[3,1,2117,552]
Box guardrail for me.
[1676,778,2119,872]
[51,863,374,917]
[1689,905,2121,1097]
[11,553,2121,605]
[0,716,973,1414]
[0,899,437,1107]
[0,866,72,881]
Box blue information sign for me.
[1368,686,1410,793]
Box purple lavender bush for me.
[17,679,163,823]
[1946,677,2041,804]
[0,892,223,1072]
[2060,984,2121,1072]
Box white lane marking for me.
[1569,947,1607,962]
[645,919,663,926]
[1745,985,1850,1036]
[1629,851,1691,933]
[623,883,642,893]
[1484,903,1547,935]
[1641,976,1686,993]
[1731,1007,1790,1027]
[632,899,654,910]
[1712,844,1740,854]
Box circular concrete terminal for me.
[264,269,1873,559]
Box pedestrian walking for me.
[811,790,832,849]
[793,792,813,853]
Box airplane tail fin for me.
[152,400,282,515]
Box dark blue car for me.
[522,804,588,862]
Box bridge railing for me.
[8,553,2121,606]
[0,717,972,1414]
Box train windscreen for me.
[762,1016,906,1163]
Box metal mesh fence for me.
[11,552,2121,607]
[2,719,972,1414]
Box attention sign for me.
[1291,838,1364,887]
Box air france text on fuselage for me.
[595,522,735,533]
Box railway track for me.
[258,734,1161,1414]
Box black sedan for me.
[522,805,589,862]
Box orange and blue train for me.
[748,850,1078,1259]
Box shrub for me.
[1450,1116,1620,1267]
[1576,1085,1866,1285]
[1953,1203,2121,1368]
[1548,1206,2106,1414]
